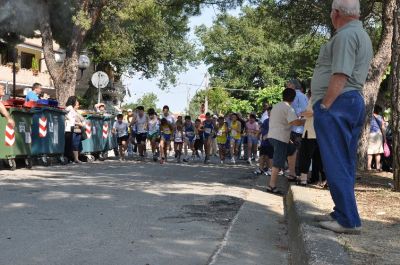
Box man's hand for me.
[322,73,348,109]
[290,119,306,126]
[7,118,15,128]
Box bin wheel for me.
[102,152,108,159]
[98,153,105,161]
[59,156,68,165]
[41,156,49,167]
[25,158,33,169]
[8,159,16,171]
[87,155,95,163]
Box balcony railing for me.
[0,64,54,88]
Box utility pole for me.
[186,86,191,115]
[204,73,210,113]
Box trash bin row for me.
[0,103,118,170]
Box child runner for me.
[216,116,229,164]
[203,113,215,164]
[194,119,204,159]
[113,114,129,161]
[183,116,195,162]
[133,106,148,159]
[147,108,160,161]
[254,111,274,175]
[159,118,174,164]
[229,113,242,164]
[126,109,136,157]
[246,113,260,165]
[174,123,184,162]
[239,113,248,160]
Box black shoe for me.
[296,181,307,187]
[265,186,283,195]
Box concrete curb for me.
[285,185,351,265]
[208,175,287,265]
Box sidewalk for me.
[285,185,351,265]
[208,175,288,265]
[285,171,400,265]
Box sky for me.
[122,6,240,113]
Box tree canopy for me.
[124,92,160,113]
[195,5,326,102]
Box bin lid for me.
[2,98,25,107]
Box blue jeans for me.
[313,91,365,228]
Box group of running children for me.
[112,105,272,168]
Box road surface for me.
[0,158,287,265]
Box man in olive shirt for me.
[311,0,373,234]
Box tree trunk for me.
[38,0,105,106]
[391,2,400,192]
[358,0,396,170]
[54,56,80,106]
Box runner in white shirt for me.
[161,105,175,156]
[161,105,176,125]
[113,114,129,161]
[147,108,160,161]
[132,106,148,158]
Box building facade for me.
[0,37,64,98]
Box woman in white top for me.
[297,95,326,187]
[65,96,84,163]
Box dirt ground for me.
[337,171,400,265]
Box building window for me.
[20,52,34,69]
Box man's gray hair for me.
[332,0,360,17]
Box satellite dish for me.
[91,71,109,89]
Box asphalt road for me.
[0,158,286,265]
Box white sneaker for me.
[264,169,272,176]
[314,214,335,222]
[220,160,224,164]
[247,158,252,165]
[319,220,361,234]
[254,168,262,175]
[231,158,236,164]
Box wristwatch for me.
[320,103,328,110]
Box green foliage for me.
[188,86,255,117]
[255,85,284,108]
[0,0,243,90]
[196,6,326,102]
[76,95,90,109]
[31,58,39,71]
[226,98,254,114]
[72,9,92,31]
[124,92,160,113]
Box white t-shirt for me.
[174,131,184,143]
[162,114,175,125]
[260,110,269,123]
[65,106,76,132]
[148,118,159,135]
[135,114,148,133]
[268,102,298,143]
[113,121,128,137]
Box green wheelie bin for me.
[0,107,33,170]
[31,107,67,166]
[81,114,104,162]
